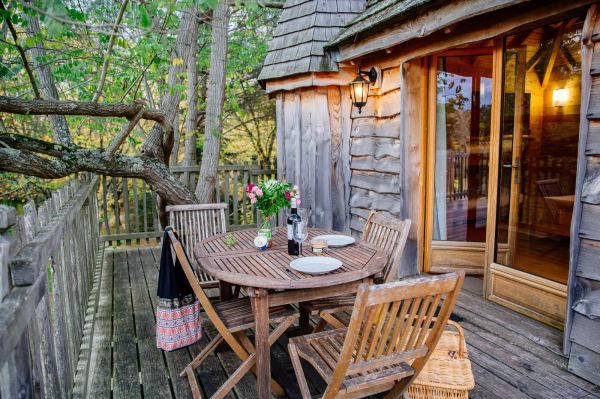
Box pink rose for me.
[250,197,257,204]
[255,188,263,197]
[248,193,255,200]
[245,183,254,193]
[284,191,291,200]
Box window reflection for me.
[495,18,582,284]
[433,55,493,242]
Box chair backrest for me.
[537,178,563,197]
[362,211,411,283]
[536,179,563,219]
[166,203,227,257]
[324,272,465,398]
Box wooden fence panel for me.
[0,174,100,398]
[98,164,276,245]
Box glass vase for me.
[258,214,277,246]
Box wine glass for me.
[293,220,309,255]
[297,208,309,226]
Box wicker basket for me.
[407,320,475,399]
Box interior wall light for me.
[350,67,378,114]
[552,88,570,107]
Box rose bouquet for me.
[246,179,300,232]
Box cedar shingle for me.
[258,0,366,82]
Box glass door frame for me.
[424,47,495,275]
[482,38,568,330]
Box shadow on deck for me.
[73,247,600,399]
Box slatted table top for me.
[193,228,387,289]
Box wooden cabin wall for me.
[347,60,424,277]
[275,86,352,232]
[566,4,600,385]
[273,61,424,278]
[347,65,401,233]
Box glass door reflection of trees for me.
[495,19,582,284]
[434,55,493,243]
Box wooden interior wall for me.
[275,86,351,232]
[566,4,600,385]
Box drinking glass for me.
[297,208,309,226]
[293,220,309,255]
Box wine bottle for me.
[287,197,300,255]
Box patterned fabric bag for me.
[156,228,202,351]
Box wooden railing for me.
[446,151,489,201]
[98,164,276,245]
[0,174,100,398]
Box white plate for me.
[313,234,356,247]
[289,257,342,275]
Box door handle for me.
[502,157,520,184]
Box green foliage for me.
[0,0,283,201]
[0,172,64,206]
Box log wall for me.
[347,61,423,278]
[0,174,101,398]
[566,5,600,384]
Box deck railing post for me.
[0,205,16,301]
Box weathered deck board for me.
[112,250,142,399]
[74,249,599,398]
[86,247,113,398]
[127,249,173,399]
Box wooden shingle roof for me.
[327,0,437,47]
[258,0,367,82]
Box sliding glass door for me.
[487,17,583,328]
[426,51,493,273]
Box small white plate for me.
[289,257,342,275]
[313,234,356,247]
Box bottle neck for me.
[291,197,297,213]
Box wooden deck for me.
[73,247,600,399]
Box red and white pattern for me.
[156,300,202,351]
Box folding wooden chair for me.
[288,272,465,399]
[302,211,411,331]
[166,203,228,289]
[166,229,298,399]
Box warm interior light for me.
[553,88,569,106]
[350,73,370,114]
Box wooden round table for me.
[193,227,387,398]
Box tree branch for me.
[0,96,169,127]
[0,132,196,204]
[0,0,41,98]
[104,107,145,160]
[92,0,129,103]
[231,1,284,8]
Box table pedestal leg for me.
[250,288,270,398]
[220,281,233,301]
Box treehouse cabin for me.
[259,0,600,385]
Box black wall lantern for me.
[349,67,378,114]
